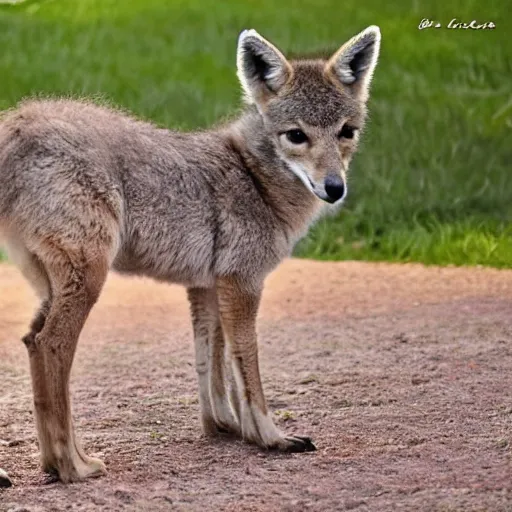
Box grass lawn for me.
[0,0,511,267]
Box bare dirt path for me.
[0,259,511,511]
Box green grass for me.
[0,0,511,267]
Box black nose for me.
[324,174,345,202]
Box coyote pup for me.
[0,26,381,482]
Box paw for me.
[210,395,241,436]
[41,469,59,485]
[43,455,106,483]
[201,413,241,438]
[75,456,107,480]
[239,405,316,453]
[276,435,317,453]
[201,415,225,437]
[0,468,13,488]
[215,420,241,437]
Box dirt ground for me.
[0,259,511,511]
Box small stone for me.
[395,333,409,343]
[411,376,430,385]
[0,467,13,487]
[496,438,509,449]
[114,489,133,504]
[299,374,319,385]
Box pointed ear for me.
[325,26,381,101]
[236,29,292,105]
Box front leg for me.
[187,288,240,436]
[216,277,316,453]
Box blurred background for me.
[0,0,510,267]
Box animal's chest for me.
[112,188,293,285]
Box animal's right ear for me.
[325,26,381,102]
[236,29,292,106]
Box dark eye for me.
[338,125,356,140]
[285,129,309,144]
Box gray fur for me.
[0,26,380,483]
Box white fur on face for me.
[279,155,349,207]
[279,157,316,195]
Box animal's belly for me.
[111,225,216,288]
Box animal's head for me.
[236,26,381,204]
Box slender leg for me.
[209,320,241,434]
[216,276,316,452]
[25,251,109,482]
[187,287,218,435]
[187,288,240,435]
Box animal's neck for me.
[222,107,324,241]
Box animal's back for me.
[0,101,131,266]
[0,99,281,287]
[0,99,128,221]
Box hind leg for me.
[22,298,51,348]
[25,244,110,483]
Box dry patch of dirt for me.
[1,259,511,511]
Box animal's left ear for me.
[325,25,381,101]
